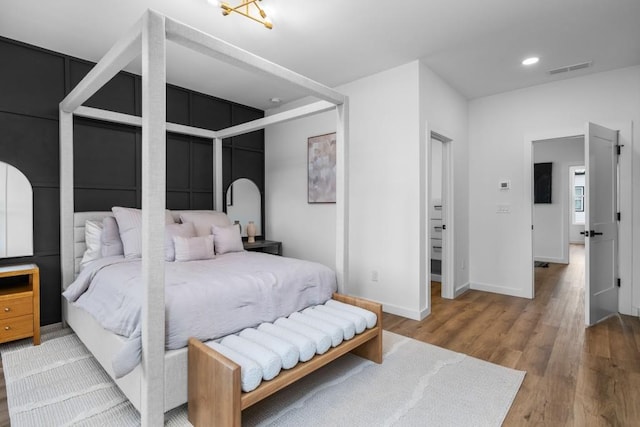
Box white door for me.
[585,122,618,326]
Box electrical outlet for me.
[371,270,379,282]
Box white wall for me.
[419,64,470,298]
[469,65,639,316]
[265,60,468,319]
[533,137,584,263]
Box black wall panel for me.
[167,86,190,125]
[69,60,138,116]
[0,36,264,326]
[74,120,138,189]
[0,42,65,119]
[0,113,59,185]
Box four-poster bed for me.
[59,9,354,425]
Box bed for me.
[64,210,339,411]
[59,9,350,423]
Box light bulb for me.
[522,57,540,66]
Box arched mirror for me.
[226,178,261,238]
[0,161,33,257]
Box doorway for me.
[427,130,454,302]
[526,122,620,326]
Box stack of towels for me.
[205,299,377,392]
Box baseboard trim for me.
[470,281,532,299]
[535,256,568,265]
[454,282,470,298]
[382,302,429,321]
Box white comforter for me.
[63,251,337,378]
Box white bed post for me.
[59,111,74,323]
[213,137,223,210]
[335,99,349,293]
[140,10,167,426]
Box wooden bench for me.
[187,293,383,426]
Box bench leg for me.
[188,338,241,427]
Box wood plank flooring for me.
[0,245,637,425]
[385,245,640,426]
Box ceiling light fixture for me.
[522,57,540,66]
[220,0,273,29]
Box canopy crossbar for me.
[59,9,348,426]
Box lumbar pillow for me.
[165,222,197,261]
[173,235,215,262]
[100,216,124,257]
[112,207,175,259]
[211,224,244,254]
[179,211,231,237]
[80,220,103,269]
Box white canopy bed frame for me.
[59,9,349,425]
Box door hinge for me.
[617,144,624,155]
[617,212,621,221]
[617,278,621,288]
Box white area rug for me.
[1,327,525,426]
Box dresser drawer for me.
[0,314,34,343]
[431,220,443,239]
[431,238,443,260]
[0,294,33,320]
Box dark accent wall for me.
[0,36,265,326]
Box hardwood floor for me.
[384,244,640,426]
[0,245,637,426]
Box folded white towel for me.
[274,317,332,355]
[240,328,299,370]
[289,312,343,347]
[258,323,316,362]
[205,341,262,392]
[326,300,378,328]
[221,335,281,381]
[303,307,356,340]
[314,305,367,334]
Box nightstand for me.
[0,264,40,345]
[243,240,282,256]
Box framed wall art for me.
[308,132,336,203]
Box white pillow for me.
[101,216,124,257]
[179,211,231,237]
[165,222,197,261]
[173,235,215,262]
[80,220,103,269]
[112,207,175,259]
[211,224,244,255]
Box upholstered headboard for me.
[72,210,231,282]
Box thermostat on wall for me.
[499,180,511,190]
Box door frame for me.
[424,126,455,306]
[523,128,583,299]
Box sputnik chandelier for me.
[219,0,273,29]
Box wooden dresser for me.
[0,264,40,345]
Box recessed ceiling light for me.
[270,97,282,104]
[522,57,540,66]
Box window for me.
[571,167,585,225]
[574,186,584,212]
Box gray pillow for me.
[165,222,197,261]
[179,211,231,237]
[101,216,124,257]
[211,224,244,254]
[173,235,215,262]
[112,207,175,259]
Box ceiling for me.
[1,0,639,110]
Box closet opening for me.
[427,130,454,305]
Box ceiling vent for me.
[548,61,593,75]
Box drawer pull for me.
[4,326,10,331]
[4,307,9,312]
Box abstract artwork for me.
[308,132,336,203]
